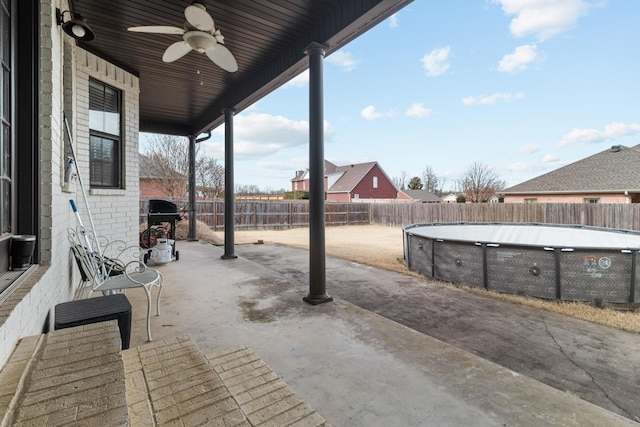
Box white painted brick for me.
[0,10,141,368]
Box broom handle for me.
[63,111,103,258]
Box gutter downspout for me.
[188,131,212,241]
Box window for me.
[353,194,359,200]
[584,198,599,204]
[1,0,38,288]
[524,198,537,204]
[1,0,12,236]
[373,176,378,189]
[89,79,121,188]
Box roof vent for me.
[610,145,622,152]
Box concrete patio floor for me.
[126,241,637,426]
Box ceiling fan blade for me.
[185,3,214,32]
[205,44,238,72]
[162,41,192,62]
[128,26,184,35]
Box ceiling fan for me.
[127,2,238,72]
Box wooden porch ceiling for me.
[69,0,413,136]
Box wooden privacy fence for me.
[369,202,640,231]
[140,198,640,232]
[140,198,370,230]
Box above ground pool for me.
[403,223,640,304]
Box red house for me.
[291,160,398,202]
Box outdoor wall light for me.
[56,8,95,41]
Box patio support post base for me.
[221,253,237,260]
[303,293,333,305]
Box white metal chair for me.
[68,227,163,341]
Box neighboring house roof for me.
[324,160,338,174]
[504,144,640,194]
[139,154,163,179]
[400,190,441,203]
[291,160,397,193]
[291,170,306,181]
[139,153,187,180]
[328,162,378,192]
[442,193,458,202]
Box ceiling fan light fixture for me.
[184,31,215,53]
[56,8,95,41]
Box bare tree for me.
[143,135,191,197]
[196,157,225,198]
[422,166,439,193]
[456,162,506,203]
[392,170,408,190]
[142,134,224,198]
[235,184,261,195]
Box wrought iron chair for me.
[68,227,163,341]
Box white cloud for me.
[508,154,566,173]
[207,112,334,159]
[388,13,399,28]
[492,0,594,41]
[405,103,433,118]
[421,46,451,77]
[361,105,383,120]
[462,92,524,105]
[498,44,541,73]
[326,50,358,71]
[558,122,640,147]
[284,70,309,88]
[256,159,307,171]
[508,162,536,172]
[519,144,540,154]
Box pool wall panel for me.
[407,235,432,276]
[486,246,556,299]
[433,241,484,288]
[559,250,632,303]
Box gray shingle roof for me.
[328,162,377,192]
[504,144,640,194]
[324,160,338,174]
[139,153,187,180]
[139,154,162,179]
[400,190,442,202]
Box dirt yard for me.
[176,221,640,334]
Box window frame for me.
[88,78,122,189]
[1,0,39,291]
[373,176,378,189]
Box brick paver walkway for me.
[1,322,328,426]
[1,321,128,426]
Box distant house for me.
[441,193,459,203]
[291,160,398,202]
[139,154,187,198]
[503,144,640,204]
[398,190,441,203]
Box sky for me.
[142,0,640,193]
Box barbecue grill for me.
[141,199,182,263]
